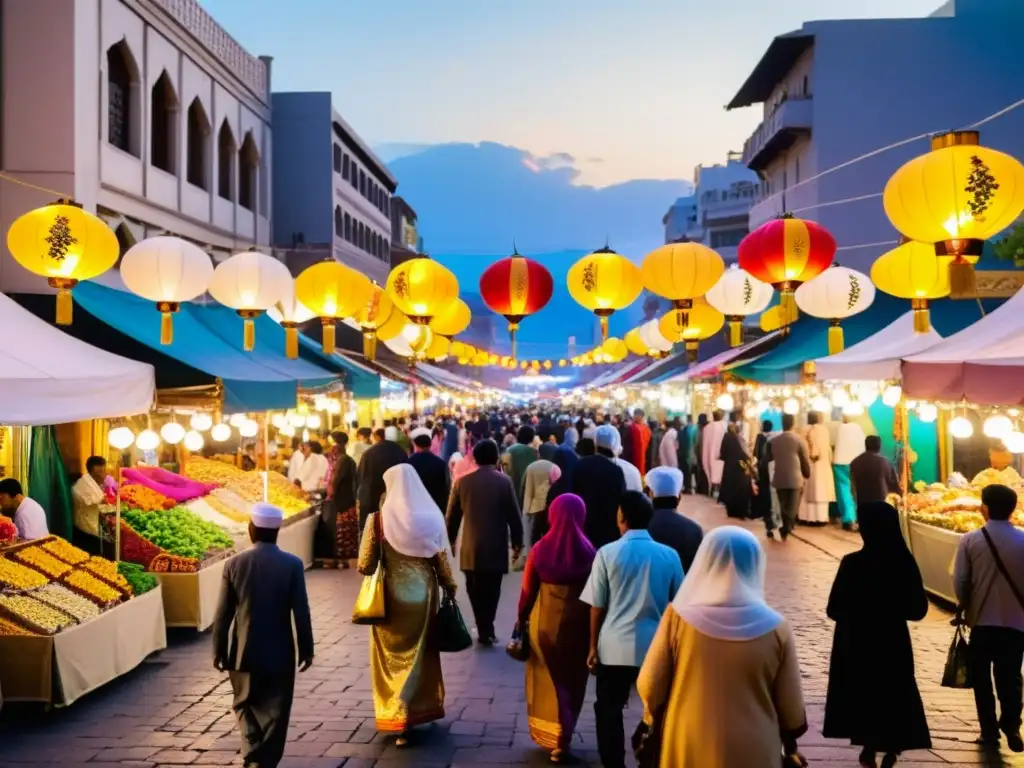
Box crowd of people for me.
[210,406,1024,768]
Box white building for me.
[662,195,698,244]
[727,0,1024,272]
[0,0,273,294]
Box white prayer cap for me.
[250,502,284,529]
[646,466,684,498]
[409,426,432,441]
[595,424,619,451]
[385,426,400,441]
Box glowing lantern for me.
[917,402,938,423]
[625,327,650,357]
[429,298,472,337]
[350,283,397,361]
[984,415,1013,440]
[295,261,373,354]
[639,319,673,357]
[120,236,213,344]
[949,415,974,439]
[211,423,231,442]
[135,429,160,451]
[1005,431,1024,453]
[387,323,433,360]
[479,250,554,358]
[602,337,628,363]
[794,266,875,354]
[883,131,1024,298]
[706,265,774,346]
[738,216,836,325]
[658,301,725,362]
[882,385,903,407]
[641,242,725,333]
[567,246,643,340]
[870,240,950,334]
[108,427,135,450]
[160,422,186,445]
[183,430,204,452]
[208,249,293,351]
[6,199,119,325]
[386,256,459,325]
[425,334,451,360]
[268,285,316,359]
[190,413,213,432]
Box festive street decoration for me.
[706,264,774,346]
[208,249,292,351]
[567,246,642,340]
[658,300,725,362]
[760,305,788,333]
[269,286,316,359]
[625,327,649,356]
[7,199,119,325]
[385,255,459,325]
[795,265,876,354]
[641,242,725,332]
[884,130,1024,298]
[350,283,397,361]
[870,240,950,333]
[429,297,472,337]
[601,337,628,363]
[479,251,554,359]
[639,318,674,357]
[295,261,373,354]
[120,236,214,344]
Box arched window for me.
[344,213,352,241]
[107,41,140,156]
[334,206,343,237]
[238,132,259,211]
[217,121,236,201]
[378,234,385,259]
[150,71,178,173]
[357,222,364,250]
[370,232,378,257]
[384,239,389,255]
[186,99,211,190]
[333,144,342,174]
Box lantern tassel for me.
[55,287,73,326]
[243,318,256,352]
[363,331,378,361]
[728,317,742,347]
[948,257,977,300]
[828,321,844,355]
[780,291,798,326]
[160,312,174,345]
[509,322,519,361]
[912,299,931,334]
[685,341,699,364]
[322,319,336,355]
[283,323,298,359]
[600,315,609,341]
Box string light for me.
[949,416,974,439]
[917,402,938,423]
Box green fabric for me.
[834,465,855,524]
[28,426,74,539]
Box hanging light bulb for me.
[228,413,247,428]
[160,422,186,445]
[189,413,213,432]
[882,385,902,407]
[271,413,287,429]
[314,396,330,411]
[288,411,306,427]
[1005,431,1024,454]
[306,414,322,430]
[949,416,974,439]
[302,429,310,442]
[984,414,1013,439]
[715,393,735,412]
[856,386,879,407]
[810,395,831,413]
[326,399,342,414]
[843,401,865,417]
[783,398,799,415]
[108,427,136,450]
[239,419,260,438]
[917,402,938,423]
[135,429,160,451]
[831,388,850,408]
[279,424,296,438]
[211,423,232,442]
[184,430,204,452]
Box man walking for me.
[572,425,628,549]
[213,503,314,768]
[677,415,697,493]
[645,466,704,573]
[954,483,1024,752]
[581,492,683,768]
[502,425,539,506]
[850,435,902,506]
[356,425,408,536]
[407,427,451,512]
[766,413,810,540]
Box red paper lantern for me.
[479,250,554,359]
[738,215,836,325]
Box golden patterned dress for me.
[358,512,456,732]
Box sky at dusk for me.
[203,0,941,187]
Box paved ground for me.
[3,496,1024,767]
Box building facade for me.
[272,92,396,284]
[0,0,273,293]
[389,195,423,267]
[662,196,698,244]
[727,0,1024,271]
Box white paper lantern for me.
[831,388,850,408]
[783,398,800,415]
[271,413,287,429]
[811,395,831,413]
[135,429,160,451]
[279,424,296,438]
[715,393,735,412]
[744,404,758,419]
[108,427,136,450]
[855,386,879,407]
[949,416,974,439]
[705,265,773,346]
[882,385,903,407]
[639,319,673,354]
[916,402,938,423]
[984,415,1013,439]
[326,399,342,414]
[1005,431,1024,454]
[208,250,294,351]
[189,413,213,432]
[211,423,232,442]
[288,411,306,427]
[795,266,876,354]
[306,414,322,430]
[239,419,260,438]
[184,430,204,452]
[160,422,186,445]
[229,413,248,428]
[120,236,214,345]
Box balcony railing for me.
[741,97,813,170]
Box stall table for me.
[907,520,960,604]
[155,554,230,631]
[271,507,320,569]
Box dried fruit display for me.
[83,556,133,595]
[203,492,250,524]
[0,515,16,543]
[122,507,233,560]
[14,546,74,579]
[183,456,244,485]
[63,569,122,606]
[0,615,36,636]
[34,583,101,622]
[149,553,201,573]
[41,537,90,565]
[0,557,49,591]
[120,484,176,511]
[0,594,76,634]
[117,562,157,595]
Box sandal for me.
[549,749,565,763]
[395,734,409,747]
[880,754,898,768]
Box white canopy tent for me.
[1,291,155,425]
[813,311,943,382]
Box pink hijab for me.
[450,452,477,484]
[531,493,596,585]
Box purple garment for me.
[530,493,596,585]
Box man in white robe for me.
[800,412,836,524]
[700,410,727,496]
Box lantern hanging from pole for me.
[120,236,214,344]
[883,130,1024,298]
[737,215,836,327]
[479,250,554,359]
[429,298,472,337]
[268,287,316,359]
[705,264,774,347]
[208,249,293,352]
[295,261,373,355]
[7,199,120,325]
[870,239,950,334]
[567,246,642,341]
[641,241,725,333]
[794,265,875,355]
[385,255,459,325]
[351,284,396,361]
[658,301,725,363]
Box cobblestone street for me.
[3,496,1023,767]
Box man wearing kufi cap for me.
[645,466,704,573]
[213,503,314,768]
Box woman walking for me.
[330,432,359,567]
[637,527,808,767]
[358,464,457,745]
[824,501,931,767]
[718,424,755,519]
[518,493,595,763]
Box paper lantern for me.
[625,327,649,357]
[479,251,554,358]
[917,402,938,423]
[121,236,214,344]
[350,283,397,361]
[870,240,950,334]
[882,385,902,407]
[706,265,774,346]
[208,249,293,351]
[716,393,735,412]
[211,423,231,442]
[567,247,643,340]
[295,261,373,354]
[268,286,316,359]
[6,199,119,325]
[108,427,135,450]
[189,413,213,432]
[602,337,628,363]
[429,298,471,337]
[759,305,788,333]
[984,415,1013,439]
[184,430,204,452]
[794,266,875,354]
[471,350,489,366]
[1005,431,1024,453]
[239,419,259,438]
[738,216,836,325]
[949,415,974,439]
[425,334,451,360]
[884,131,1024,298]
[385,256,459,325]
[160,422,186,445]
[641,242,725,334]
[135,429,160,451]
[638,319,673,357]
[658,301,724,362]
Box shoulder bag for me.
[434,592,473,652]
[981,527,1024,612]
[352,511,387,624]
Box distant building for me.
[662,196,698,244]
[389,196,423,267]
[727,0,1024,271]
[272,92,396,283]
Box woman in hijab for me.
[638,527,808,767]
[358,464,457,746]
[718,423,755,518]
[823,502,930,768]
[517,493,596,764]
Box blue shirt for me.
[580,530,684,667]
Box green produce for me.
[117,561,158,595]
[122,507,233,560]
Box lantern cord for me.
[0,171,70,197]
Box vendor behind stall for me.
[0,478,49,540]
[71,455,108,552]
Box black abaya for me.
[717,430,752,518]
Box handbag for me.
[631,711,664,768]
[505,622,530,662]
[352,511,387,625]
[941,619,972,689]
[434,593,472,652]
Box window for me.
[334,206,343,237]
[384,195,390,218]
[186,98,211,190]
[259,139,269,216]
[217,120,236,201]
[359,170,366,197]
[377,234,384,259]
[370,231,377,257]
[794,157,800,184]
[344,213,352,241]
[238,132,259,211]
[782,170,788,191]
[710,228,748,249]
[342,154,349,180]
[357,222,364,251]
[350,165,358,190]
[333,144,342,174]
[384,239,389,255]
[150,71,178,173]
[106,41,139,156]
[114,224,136,267]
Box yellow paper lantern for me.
[567,247,643,340]
[543,360,552,370]
[602,337,628,363]
[558,359,567,368]
[269,287,316,359]
[449,341,473,359]
[425,334,450,360]
[794,266,876,354]
[429,298,471,337]
[400,323,433,359]
[658,301,724,362]
[705,265,774,347]
[883,130,1024,297]
[7,199,119,325]
[375,308,407,344]
[208,249,293,351]
[625,327,650,357]
[295,261,373,354]
[351,284,396,361]
[386,256,459,324]
[641,242,725,332]
[471,350,489,366]
[870,240,951,333]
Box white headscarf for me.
[448,451,463,471]
[671,526,783,641]
[380,464,450,558]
